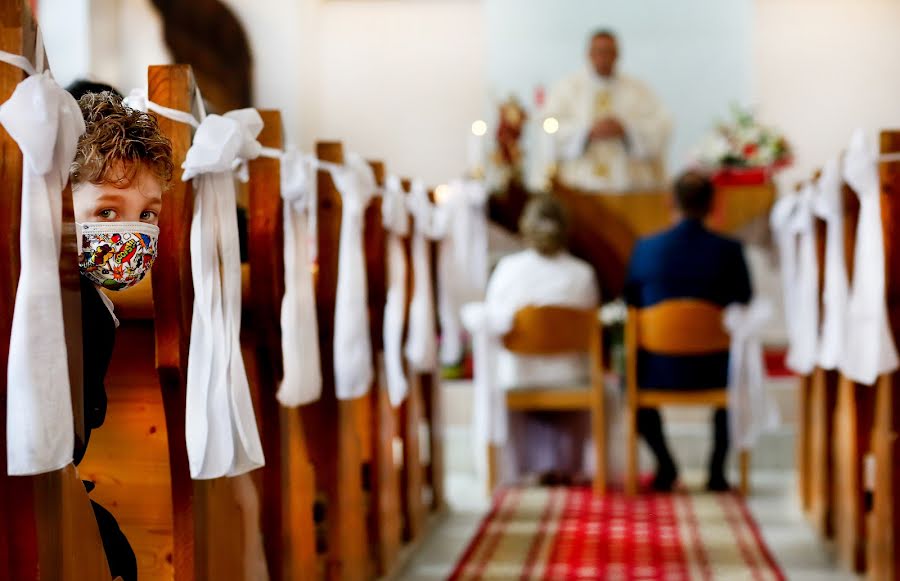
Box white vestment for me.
[544,67,671,192]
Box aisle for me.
[392,381,857,580]
[394,472,856,580]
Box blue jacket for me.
[624,219,752,389]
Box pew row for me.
[0,2,113,578]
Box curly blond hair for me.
[71,91,174,190]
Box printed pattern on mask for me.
[79,222,160,290]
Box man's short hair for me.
[673,170,715,219]
[590,29,617,43]
[71,91,174,190]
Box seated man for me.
[71,90,174,581]
[485,196,600,484]
[624,171,752,491]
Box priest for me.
[544,29,671,192]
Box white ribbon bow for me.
[320,153,377,400]
[382,175,410,406]
[770,185,819,375]
[460,302,508,481]
[724,299,780,450]
[437,179,489,367]
[277,148,322,407]
[812,157,849,369]
[2,38,85,476]
[405,180,449,373]
[176,107,266,479]
[839,129,899,384]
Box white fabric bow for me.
[437,179,489,367]
[839,129,899,384]
[460,301,508,483]
[723,299,780,450]
[277,148,322,407]
[2,40,85,476]
[812,158,849,369]
[382,175,410,406]
[321,153,377,400]
[179,107,266,479]
[405,180,449,373]
[770,185,819,375]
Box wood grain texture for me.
[363,161,404,575]
[866,130,900,580]
[0,2,38,576]
[246,109,317,581]
[807,369,838,538]
[147,64,197,581]
[297,141,370,581]
[0,3,110,579]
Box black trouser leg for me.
[91,500,138,581]
[709,407,730,484]
[637,408,677,473]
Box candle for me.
[467,120,487,178]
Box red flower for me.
[742,143,758,157]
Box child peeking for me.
[70,90,174,581]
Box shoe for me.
[651,464,678,492]
[706,474,731,492]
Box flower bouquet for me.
[692,105,791,186]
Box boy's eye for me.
[140,210,158,221]
[98,209,117,220]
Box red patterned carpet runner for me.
[449,487,785,580]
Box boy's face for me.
[73,161,163,225]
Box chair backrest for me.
[502,306,599,356]
[628,299,730,356]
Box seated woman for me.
[485,196,600,485]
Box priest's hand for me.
[589,117,626,141]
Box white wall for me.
[309,0,485,184]
[753,0,900,187]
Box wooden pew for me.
[0,2,112,578]
[361,161,404,575]
[805,183,839,538]
[397,178,428,543]
[832,179,872,574]
[299,141,370,580]
[81,64,270,580]
[245,110,318,580]
[867,129,900,580]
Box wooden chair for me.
[624,299,750,496]
[486,306,606,496]
[0,3,113,577]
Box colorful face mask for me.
[78,222,160,291]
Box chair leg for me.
[626,406,638,495]
[591,396,606,495]
[486,444,497,499]
[739,450,750,496]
